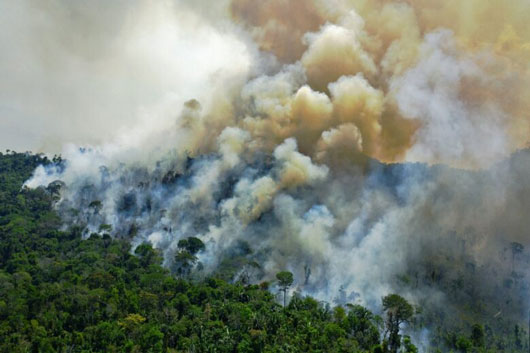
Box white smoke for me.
[0,0,252,153]
[14,2,530,347]
[391,30,511,168]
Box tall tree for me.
[276,271,294,307]
[382,294,414,353]
[173,237,205,278]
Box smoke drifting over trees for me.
[9,0,530,347]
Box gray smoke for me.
[15,1,530,348]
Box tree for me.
[345,304,380,350]
[471,323,485,348]
[98,223,112,234]
[88,200,103,214]
[178,236,205,255]
[173,237,205,278]
[238,260,261,285]
[135,242,160,267]
[401,335,418,353]
[173,250,197,278]
[514,324,523,350]
[382,294,414,353]
[276,271,293,307]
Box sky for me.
[0,0,251,153]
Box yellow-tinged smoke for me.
[21,0,530,317]
[227,0,530,169]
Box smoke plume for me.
[16,0,530,339]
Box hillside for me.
[2,151,530,352]
[0,151,409,353]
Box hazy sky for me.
[0,0,250,153]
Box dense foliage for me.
[0,151,526,352]
[0,152,393,352]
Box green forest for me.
[0,151,525,352]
